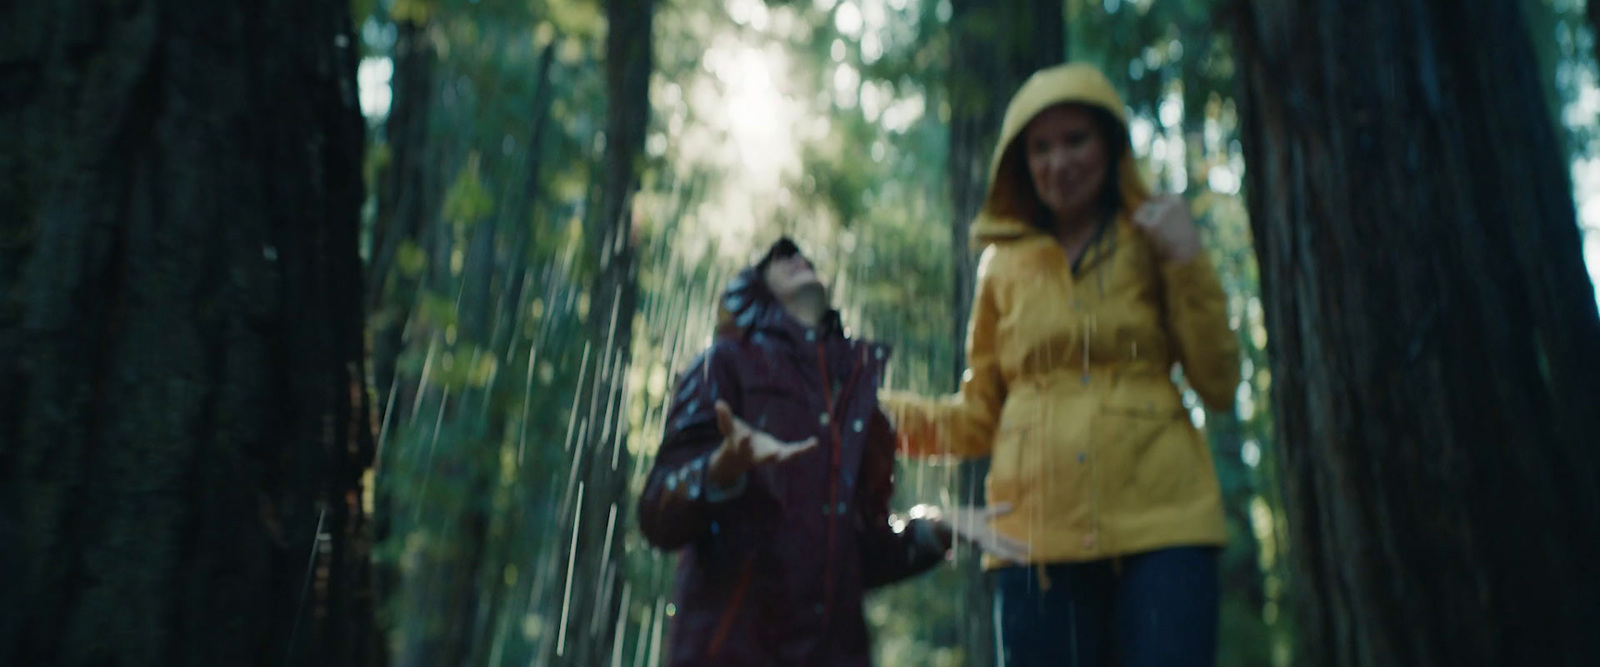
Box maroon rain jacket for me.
[638,262,945,666]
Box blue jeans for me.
[992,547,1220,667]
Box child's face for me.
[763,253,821,301]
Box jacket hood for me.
[715,237,843,340]
[972,63,1151,247]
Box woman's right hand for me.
[708,400,818,487]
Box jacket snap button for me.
[852,419,863,433]
[837,501,847,514]
[805,330,816,342]
[813,603,825,615]
[819,413,830,426]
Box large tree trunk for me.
[1229,2,1600,666]
[0,2,383,666]
[551,1,653,664]
[944,2,1063,664]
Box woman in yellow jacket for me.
[884,63,1240,666]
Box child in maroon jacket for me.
[638,238,1020,666]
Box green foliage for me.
[442,153,494,228]
[545,0,606,40]
[390,0,438,24]
[396,239,428,277]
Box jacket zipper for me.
[813,342,867,623]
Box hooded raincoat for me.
[882,63,1241,568]
[639,243,946,666]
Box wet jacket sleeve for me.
[637,345,764,551]
[881,247,1006,459]
[857,409,947,589]
[1160,249,1240,412]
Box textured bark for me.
[1229,1,1600,665]
[550,1,654,664]
[0,1,382,666]
[944,3,1062,664]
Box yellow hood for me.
[972,63,1151,247]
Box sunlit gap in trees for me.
[1554,53,1600,306]
[687,29,799,246]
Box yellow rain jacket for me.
[883,63,1239,567]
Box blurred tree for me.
[1589,0,1600,67]
[0,1,383,666]
[550,0,656,664]
[366,9,440,646]
[358,0,607,663]
[370,6,441,414]
[944,2,1064,664]
[1230,1,1600,665]
[947,0,1064,367]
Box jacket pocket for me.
[1100,388,1192,506]
[986,407,1033,502]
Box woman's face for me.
[1023,104,1111,227]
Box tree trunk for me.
[366,18,439,651]
[1229,1,1600,665]
[458,41,559,667]
[369,17,439,436]
[947,0,1065,373]
[1590,0,1600,71]
[0,2,383,666]
[551,1,653,664]
[943,2,1063,665]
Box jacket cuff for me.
[661,452,750,508]
[1162,250,1225,299]
[908,518,950,560]
[661,453,711,502]
[704,466,748,503]
[878,391,934,455]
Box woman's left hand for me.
[908,503,1030,563]
[1131,194,1202,264]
